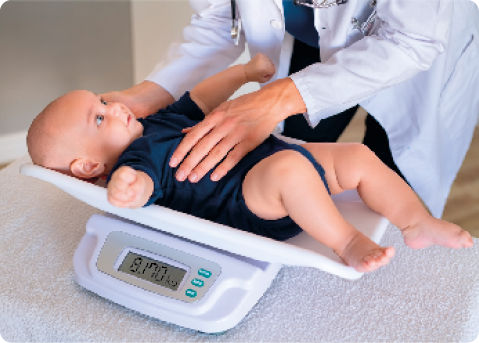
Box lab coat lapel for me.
[272,0,283,13]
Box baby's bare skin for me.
[339,208,472,272]
[339,231,395,273]
[244,53,276,83]
[242,142,473,273]
[402,216,473,249]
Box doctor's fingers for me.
[186,131,252,183]
[174,125,234,182]
[206,139,257,182]
[169,117,217,169]
[170,110,233,171]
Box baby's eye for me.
[101,100,108,105]
[96,115,104,126]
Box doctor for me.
[102,0,479,218]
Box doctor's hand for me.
[107,166,154,209]
[170,78,307,183]
[100,81,175,119]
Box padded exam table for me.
[1,155,479,342]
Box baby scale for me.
[21,163,389,334]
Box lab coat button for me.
[270,20,283,30]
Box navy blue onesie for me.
[108,93,330,241]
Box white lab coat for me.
[147,0,479,218]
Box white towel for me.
[1,156,479,342]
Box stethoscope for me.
[231,0,377,46]
[230,0,241,46]
[230,0,349,46]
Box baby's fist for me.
[107,166,153,209]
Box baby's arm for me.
[190,53,276,115]
[107,166,154,209]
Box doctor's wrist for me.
[261,78,307,121]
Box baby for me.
[27,54,473,273]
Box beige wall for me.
[131,0,193,84]
[0,0,133,162]
[130,0,257,98]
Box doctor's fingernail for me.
[211,173,219,182]
[189,173,198,182]
[170,157,178,167]
[176,170,185,181]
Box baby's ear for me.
[71,158,105,179]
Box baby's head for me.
[27,90,143,179]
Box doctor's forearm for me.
[129,81,175,118]
[101,81,175,119]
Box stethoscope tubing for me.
[231,0,236,21]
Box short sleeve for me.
[106,137,166,206]
[159,92,205,121]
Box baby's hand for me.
[245,53,276,84]
[107,166,154,209]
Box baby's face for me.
[59,90,144,175]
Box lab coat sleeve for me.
[146,0,246,100]
[290,0,453,127]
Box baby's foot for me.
[402,215,473,250]
[338,231,395,273]
[245,53,276,83]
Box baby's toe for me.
[461,231,474,248]
[364,248,394,271]
[385,246,396,258]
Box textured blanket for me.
[1,156,479,342]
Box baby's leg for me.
[242,149,394,273]
[302,143,473,250]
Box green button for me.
[198,268,212,278]
[191,278,204,287]
[185,289,197,298]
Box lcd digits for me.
[119,252,186,291]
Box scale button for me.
[191,278,204,287]
[185,289,197,298]
[198,268,212,278]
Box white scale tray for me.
[20,163,389,280]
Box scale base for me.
[73,214,282,333]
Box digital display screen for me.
[118,252,187,291]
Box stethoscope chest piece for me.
[231,0,241,46]
[231,17,241,46]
